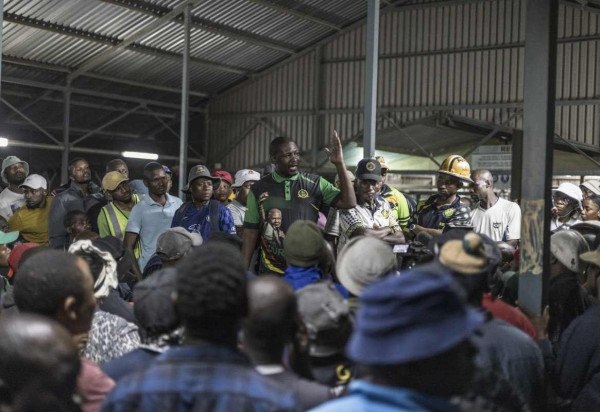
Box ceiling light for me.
[121,151,159,160]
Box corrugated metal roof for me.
[1,0,369,154]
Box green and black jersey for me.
[244,171,340,274]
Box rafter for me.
[2,56,209,98]
[100,0,297,54]
[3,11,248,76]
[246,0,341,31]
[2,76,205,113]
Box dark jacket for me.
[48,181,104,249]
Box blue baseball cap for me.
[346,263,484,365]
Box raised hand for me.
[325,130,345,166]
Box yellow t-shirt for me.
[8,197,53,245]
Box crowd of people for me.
[0,131,600,411]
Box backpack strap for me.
[173,201,193,227]
[209,200,220,233]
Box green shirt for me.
[244,171,340,273]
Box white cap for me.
[19,174,47,190]
[553,182,583,208]
[232,169,260,188]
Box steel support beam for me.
[216,120,262,164]
[65,0,213,81]
[2,89,175,119]
[6,140,203,163]
[462,110,523,157]
[62,83,72,184]
[3,56,209,98]
[382,113,440,166]
[518,0,558,316]
[100,0,296,54]
[179,4,191,199]
[203,111,209,161]
[5,120,142,140]
[0,1,3,97]
[4,12,247,77]
[2,76,205,113]
[70,104,143,146]
[0,97,62,145]
[246,0,341,31]
[363,0,380,158]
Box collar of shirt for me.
[425,194,461,210]
[348,380,458,412]
[255,365,286,375]
[271,170,300,183]
[359,195,385,212]
[68,180,102,197]
[143,193,174,207]
[156,342,251,367]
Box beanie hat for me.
[283,220,324,268]
[336,236,398,296]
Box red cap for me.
[212,170,233,185]
[7,243,39,278]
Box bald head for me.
[470,169,495,204]
[243,276,297,358]
[472,169,493,185]
[247,275,295,316]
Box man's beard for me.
[6,173,26,186]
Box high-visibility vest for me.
[100,195,141,258]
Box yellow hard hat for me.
[438,155,473,183]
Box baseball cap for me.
[162,165,173,175]
[296,282,352,357]
[346,264,484,365]
[374,156,389,170]
[355,158,382,182]
[183,165,220,193]
[1,156,29,184]
[156,227,202,261]
[232,169,261,188]
[134,267,180,335]
[19,174,47,190]
[102,171,129,191]
[336,236,398,296]
[212,170,233,185]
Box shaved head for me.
[472,169,493,185]
[247,275,295,315]
[243,276,297,359]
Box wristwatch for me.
[408,223,416,232]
